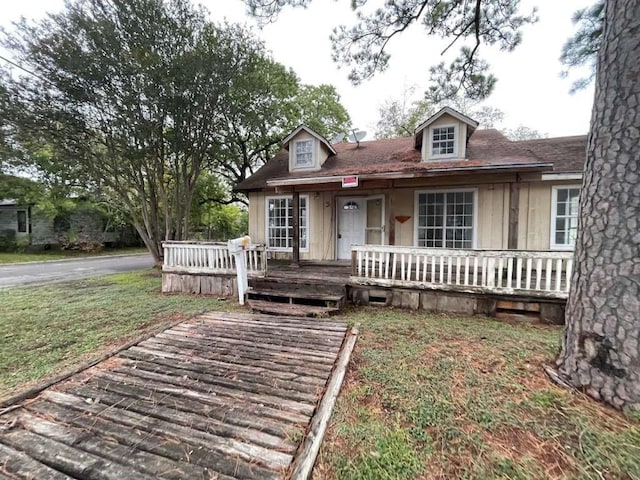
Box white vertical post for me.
[228,236,251,305]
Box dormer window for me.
[431,125,456,157]
[294,140,314,167]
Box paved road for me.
[0,254,155,288]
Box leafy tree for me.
[246,0,640,410]
[503,125,545,141]
[208,63,350,205]
[560,1,604,92]
[1,0,277,264]
[374,87,505,139]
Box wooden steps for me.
[246,281,347,317]
[247,299,341,317]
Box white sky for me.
[1,0,596,137]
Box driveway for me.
[0,254,155,288]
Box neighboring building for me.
[0,200,31,242]
[234,107,586,261]
[0,200,136,248]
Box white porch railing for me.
[162,241,267,276]
[351,245,574,299]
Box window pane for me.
[267,196,308,250]
[417,190,473,249]
[295,140,314,166]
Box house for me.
[163,107,586,321]
[0,200,33,247]
[234,107,586,262]
[0,199,138,249]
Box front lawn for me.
[0,247,148,264]
[316,308,640,479]
[0,271,235,397]
[2,275,638,478]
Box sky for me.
[1,0,596,138]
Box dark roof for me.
[235,129,587,192]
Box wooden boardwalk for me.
[0,312,349,480]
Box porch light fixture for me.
[343,201,360,210]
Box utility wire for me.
[0,53,55,85]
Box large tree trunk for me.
[556,1,640,409]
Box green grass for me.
[315,308,640,480]
[0,247,148,264]
[0,270,236,396]
[2,278,638,478]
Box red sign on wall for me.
[342,175,359,188]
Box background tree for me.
[503,125,545,141]
[560,1,604,92]
[2,0,249,263]
[208,56,351,205]
[245,0,640,410]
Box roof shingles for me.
[235,129,587,191]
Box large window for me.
[551,186,580,249]
[415,190,475,248]
[266,195,308,251]
[431,125,456,157]
[294,140,314,167]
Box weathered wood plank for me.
[0,442,75,480]
[248,300,339,317]
[291,326,359,480]
[112,359,320,405]
[157,330,338,362]
[202,311,348,331]
[80,377,300,437]
[15,411,218,480]
[24,400,275,480]
[126,344,328,387]
[141,336,332,379]
[171,322,342,354]
[90,370,310,425]
[40,390,293,473]
[102,365,317,416]
[191,315,347,340]
[64,383,298,453]
[119,348,325,395]
[1,428,159,480]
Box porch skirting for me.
[348,285,565,325]
[162,271,238,297]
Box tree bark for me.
[557,1,640,409]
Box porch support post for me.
[387,181,396,245]
[508,176,520,249]
[291,190,300,266]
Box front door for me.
[337,195,385,260]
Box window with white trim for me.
[266,195,308,251]
[431,126,456,157]
[551,186,580,249]
[416,190,474,248]
[294,140,314,167]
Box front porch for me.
[161,242,573,323]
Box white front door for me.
[337,197,366,260]
[337,195,385,260]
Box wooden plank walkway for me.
[0,312,349,480]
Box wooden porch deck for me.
[252,260,351,286]
[0,313,350,480]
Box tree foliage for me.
[245,0,537,100]
[374,87,505,139]
[560,1,603,92]
[209,61,350,204]
[1,0,351,262]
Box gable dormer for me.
[282,125,336,173]
[414,107,479,161]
